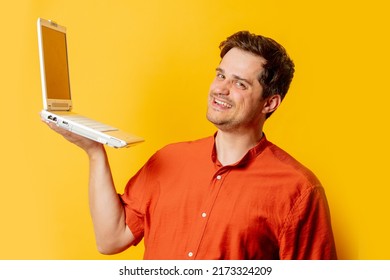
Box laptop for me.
[37,18,144,148]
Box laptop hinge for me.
[48,103,72,111]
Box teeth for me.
[215,99,232,108]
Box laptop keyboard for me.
[64,115,118,132]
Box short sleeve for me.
[119,155,158,246]
[279,185,337,259]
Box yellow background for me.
[1,0,389,260]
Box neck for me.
[215,129,263,166]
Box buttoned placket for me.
[185,167,229,259]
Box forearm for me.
[87,145,134,254]
[42,121,135,253]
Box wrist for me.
[86,143,106,160]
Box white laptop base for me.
[37,17,144,148]
[41,110,144,148]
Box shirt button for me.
[216,175,222,180]
[201,212,207,218]
[188,252,193,257]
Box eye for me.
[216,72,225,80]
[234,80,247,90]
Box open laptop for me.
[37,18,144,148]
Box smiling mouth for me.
[213,98,233,109]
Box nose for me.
[212,78,230,95]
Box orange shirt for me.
[120,135,337,259]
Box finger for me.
[45,121,72,137]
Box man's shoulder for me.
[154,135,214,159]
[263,139,320,187]
[162,136,213,151]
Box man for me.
[43,31,337,259]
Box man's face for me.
[207,47,267,132]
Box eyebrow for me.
[215,67,254,86]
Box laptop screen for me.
[41,26,71,100]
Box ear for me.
[262,94,282,115]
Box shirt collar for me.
[211,132,269,167]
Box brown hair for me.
[219,31,295,102]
